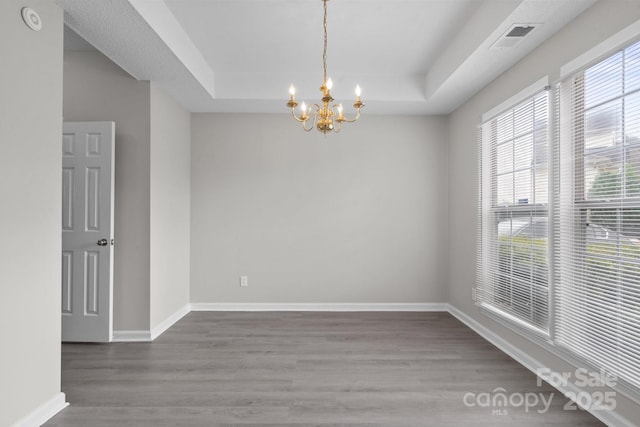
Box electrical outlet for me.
[472,288,477,302]
[240,276,248,287]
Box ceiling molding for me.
[58,0,597,115]
[127,0,216,99]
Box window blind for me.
[554,39,640,390]
[478,90,550,332]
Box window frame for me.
[477,86,551,336]
[552,39,640,394]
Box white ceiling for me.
[57,0,596,115]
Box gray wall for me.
[63,50,151,330]
[64,51,192,332]
[0,1,63,425]
[190,114,449,304]
[448,0,640,421]
[150,82,191,328]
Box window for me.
[555,39,640,390]
[477,90,550,333]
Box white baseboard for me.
[111,329,152,342]
[151,304,190,340]
[447,304,635,427]
[10,392,68,427]
[114,303,447,341]
[112,304,191,342]
[447,305,547,376]
[189,302,449,312]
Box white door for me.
[62,122,115,342]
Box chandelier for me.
[286,0,363,134]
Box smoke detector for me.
[491,24,538,49]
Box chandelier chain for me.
[323,0,328,84]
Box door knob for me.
[97,239,108,246]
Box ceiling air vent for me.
[491,24,537,49]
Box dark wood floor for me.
[46,311,603,426]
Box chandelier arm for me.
[300,104,321,131]
[290,108,308,123]
[337,108,361,123]
[302,120,314,132]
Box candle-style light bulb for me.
[300,102,307,114]
[289,85,296,96]
[337,104,343,115]
[326,78,333,90]
[355,84,362,97]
